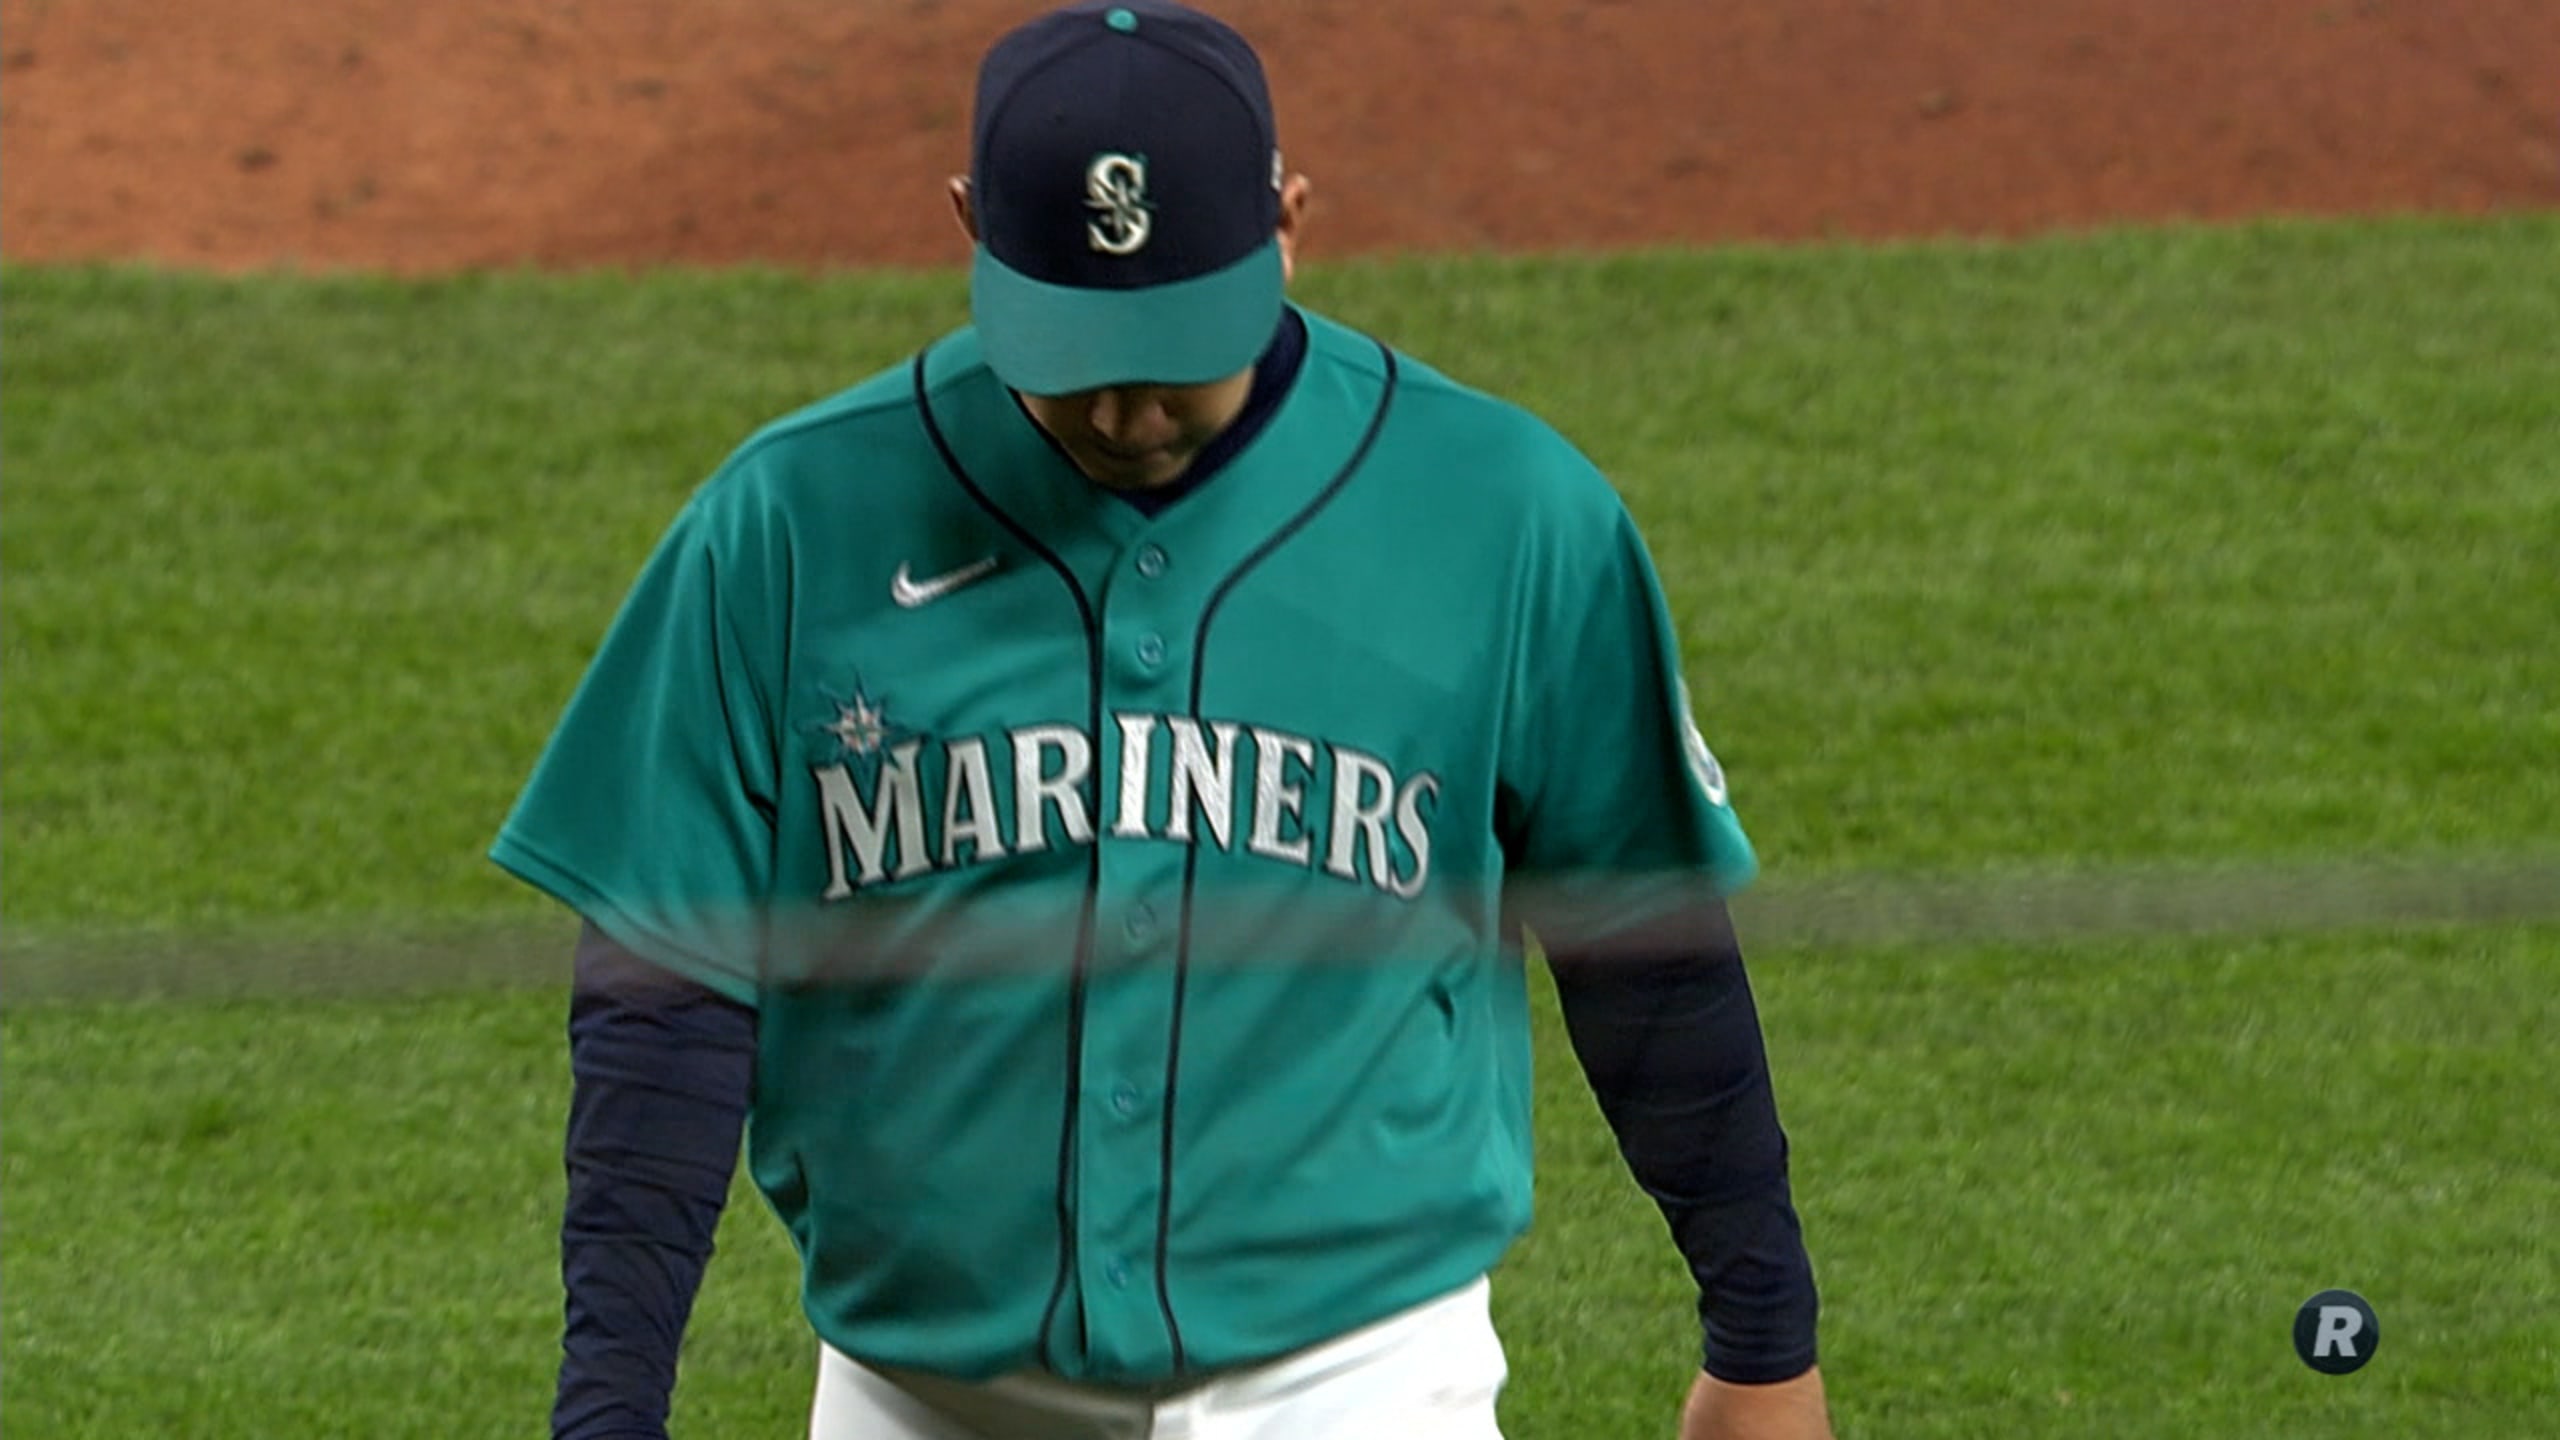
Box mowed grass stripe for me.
[5,852,2558,1005]
[3,926,2552,1437]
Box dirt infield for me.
[3,0,2555,272]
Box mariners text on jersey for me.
[811,711,1441,902]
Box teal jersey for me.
[492,307,1755,1385]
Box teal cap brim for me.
[971,239,1285,396]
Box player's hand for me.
[1678,1364,1833,1440]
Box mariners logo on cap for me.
[1085,153,1153,255]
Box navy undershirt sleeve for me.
[554,921,758,1440]
[1547,897,1821,1384]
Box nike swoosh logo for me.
[891,555,1000,609]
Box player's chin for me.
[1082,446,1191,491]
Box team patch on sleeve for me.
[1677,679,1731,808]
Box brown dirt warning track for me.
[4,0,2555,273]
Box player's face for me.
[1016,371,1256,490]
[951,172,1311,490]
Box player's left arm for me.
[1547,902,1830,1440]
[1500,482,1830,1439]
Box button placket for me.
[1077,534,1191,1373]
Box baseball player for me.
[493,3,1831,1437]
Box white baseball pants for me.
[808,1276,1507,1440]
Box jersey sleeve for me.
[491,486,783,1005]
[1498,484,1757,951]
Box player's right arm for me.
[554,920,757,1440]
[489,472,791,1435]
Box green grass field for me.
[5,215,2556,1436]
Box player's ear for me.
[949,176,980,245]
[1275,173,1311,283]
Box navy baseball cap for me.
[968,0,1284,396]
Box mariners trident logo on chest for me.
[804,695,1441,903]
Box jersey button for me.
[1135,633,1167,668]
[1104,1258,1133,1289]
[1110,1082,1142,1116]
[1135,544,1169,579]
[1124,904,1157,941]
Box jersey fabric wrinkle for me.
[489,304,1757,1388]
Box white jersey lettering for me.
[1246,727,1318,866]
[939,737,1007,869]
[811,713,1439,901]
[1110,714,1158,838]
[1389,772,1440,900]
[814,741,929,898]
[1165,718,1242,848]
[1323,744,1397,887]
[1012,724,1096,854]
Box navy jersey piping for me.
[910,350,1103,1373]
[1153,340,1404,1371]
